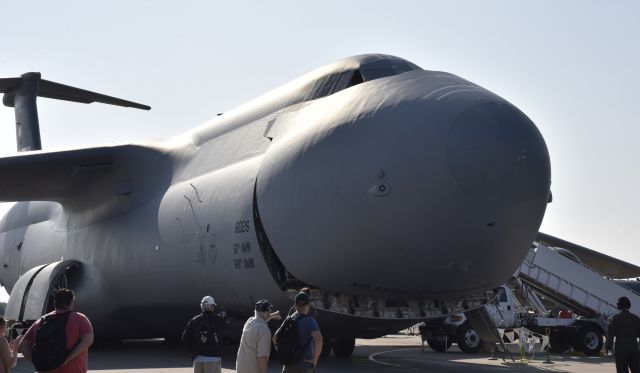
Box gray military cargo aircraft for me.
[0,54,551,357]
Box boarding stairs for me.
[516,244,640,320]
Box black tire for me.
[573,326,603,356]
[333,336,355,358]
[426,337,452,352]
[548,336,570,353]
[320,337,333,358]
[456,322,484,353]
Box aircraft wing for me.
[536,232,640,279]
[0,145,171,206]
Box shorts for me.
[194,360,222,373]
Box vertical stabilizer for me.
[0,72,150,152]
[2,73,42,152]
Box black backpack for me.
[275,314,309,365]
[32,311,72,371]
[184,314,221,356]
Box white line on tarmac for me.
[368,348,515,371]
[368,348,419,369]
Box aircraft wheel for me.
[456,322,484,353]
[333,336,355,358]
[320,337,333,358]
[426,337,452,352]
[573,326,603,356]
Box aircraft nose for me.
[256,81,550,299]
[446,100,550,205]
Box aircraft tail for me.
[0,72,150,152]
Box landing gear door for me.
[4,260,81,322]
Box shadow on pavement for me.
[13,336,616,373]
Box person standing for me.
[286,288,317,319]
[182,296,228,373]
[236,300,281,373]
[275,292,323,373]
[19,288,94,373]
[0,318,22,373]
[605,296,640,373]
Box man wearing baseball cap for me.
[275,292,323,373]
[182,296,229,373]
[236,300,281,373]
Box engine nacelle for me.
[5,260,117,338]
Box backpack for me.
[274,314,309,365]
[32,311,72,371]
[184,314,221,356]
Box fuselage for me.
[0,54,551,340]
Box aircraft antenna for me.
[0,72,150,152]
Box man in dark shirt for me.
[181,296,229,373]
[605,296,640,373]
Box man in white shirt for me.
[236,300,281,373]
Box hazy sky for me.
[0,1,638,302]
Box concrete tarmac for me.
[12,335,616,373]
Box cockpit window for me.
[360,59,419,81]
[347,70,364,88]
[311,72,347,99]
[303,58,419,102]
[307,69,360,100]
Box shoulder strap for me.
[45,311,72,322]
[291,313,306,322]
[190,313,205,326]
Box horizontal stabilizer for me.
[0,73,150,110]
[1,72,150,152]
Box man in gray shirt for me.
[236,300,281,373]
